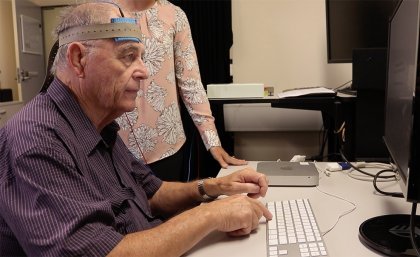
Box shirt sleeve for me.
[172,6,222,150]
[122,144,163,198]
[0,146,123,257]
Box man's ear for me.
[67,42,88,78]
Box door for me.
[12,0,45,103]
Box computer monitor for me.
[326,0,398,63]
[359,0,420,255]
[384,0,420,203]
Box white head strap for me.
[58,17,142,47]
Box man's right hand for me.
[201,195,272,236]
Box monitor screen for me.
[359,2,420,254]
[384,0,420,202]
[326,0,399,63]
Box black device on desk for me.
[359,1,420,255]
[326,0,399,162]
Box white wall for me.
[231,0,351,92]
[43,7,63,65]
[0,0,18,101]
[229,0,352,160]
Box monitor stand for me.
[359,214,420,256]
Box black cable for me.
[317,125,324,153]
[319,127,328,160]
[410,203,420,257]
[313,126,328,161]
[40,40,59,92]
[334,80,353,91]
[372,169,403,198]
[306,125,328,161]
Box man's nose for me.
[133,58,149,81]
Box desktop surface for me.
[185,162,412,257]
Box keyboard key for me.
[278,250,288,255]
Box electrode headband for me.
[58,18,142,47]
[41,2,142,92]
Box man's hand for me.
[201,195,272,236]
[205,167,269,199]
[209,146,247,168]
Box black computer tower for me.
[351,48,389,161]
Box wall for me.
[231,0,351,91]
[229,0,352,160]
[43,6,64,65]
[0,0,18,101]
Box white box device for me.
[207,83,264,98]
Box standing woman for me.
[116,0,247,181]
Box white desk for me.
[185,162,413,257]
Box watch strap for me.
[198,178,217,201]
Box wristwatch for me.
[197,178,217,201]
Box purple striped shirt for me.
[0,78,163,256]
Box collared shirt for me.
[0,78,163,257]
[116,0,221,164]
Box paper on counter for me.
[278,87,336,98]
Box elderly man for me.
[0,2,271,257]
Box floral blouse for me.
[116,0,221,164]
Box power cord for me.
[347,171,397,182]
[373,169,403,198]
[307,125,328,161]
[334,80,357,96]
[333,80,353,91]
[346,162,397,182]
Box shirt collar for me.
[47,78,120,155]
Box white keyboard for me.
[266,199,328,257]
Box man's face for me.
[81,39,147,117]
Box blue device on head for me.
[111,17,141,43]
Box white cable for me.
[353,162,395,170]
[347,171,397,182]
[314,162,331,178]
[315,186,357,236]
[346,165,398,182]
[313,162,396,235]
[313,161,323,173]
